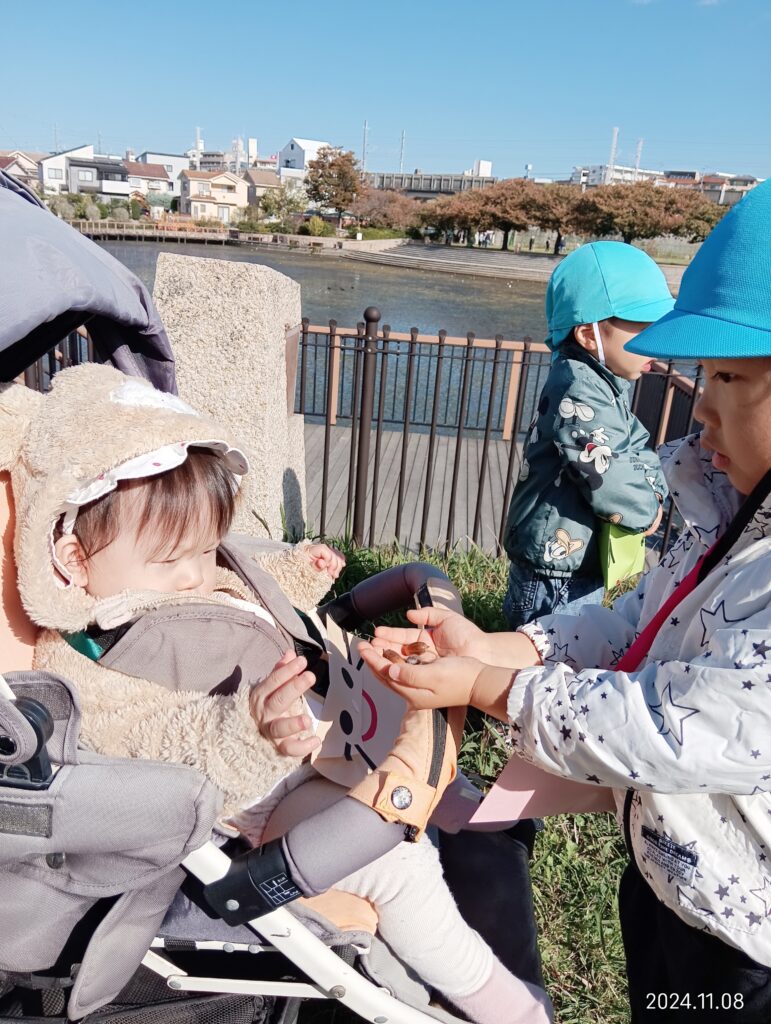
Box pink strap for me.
[615,550,710,672]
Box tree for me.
[305,146,363,227]
[479,178,536,250]
[573,182,673,244]
[526,183,582,254]
[259,184,306,231]
[351,187,420,231]
[664,188,726,242]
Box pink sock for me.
[448,959,553,1024]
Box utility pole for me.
[634,138,643,182]
[605,126,619,185]
[97,130,102,155]
[53,123,59,153]
[399,129,405,173]
[361,119,369,172]
[195,127,202,171]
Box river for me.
[97,240,548,341]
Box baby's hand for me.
[249,651,321,758]
[304,543,345,580]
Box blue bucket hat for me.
[545,241,674,350]
[627,179,771,360]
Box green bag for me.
[598,523,646,591]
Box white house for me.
[124,160,172,197]
[570,164,663,187]
[278,138,331,174]
[137,152,190,196]
[38,145,94,194]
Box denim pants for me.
[502,560,604,631]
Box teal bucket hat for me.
[545,241,674,350]
[627,179,771,360]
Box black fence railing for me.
[295,309,702,553]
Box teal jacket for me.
[503,342,668,579]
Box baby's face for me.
[83,523,220,600]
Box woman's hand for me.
[305,543,346,580]
[249,651,321,758]
[371,606,488,660]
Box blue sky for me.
[1,0,768,178]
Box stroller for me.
[0,170,542,1024]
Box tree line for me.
[302,146,728,250]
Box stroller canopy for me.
[0,171,176,392]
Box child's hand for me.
[249,651,321,758]
[359,642,484,711]
[305,543,345,580]
[373,606,488,661]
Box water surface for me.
[98,240,548,341]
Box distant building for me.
[242,168,282,206]
[179,169,248,223]
[137,152,190,196]
[0,150,47,191]
[67,156,131,200]
[199,151,227,173]
[365,169,497,200]
[570,164,663,187]
[699,173,759,206]
[38,145,94,194]
[278,138,331,173]
[124,160,172,197]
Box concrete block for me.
[153,252,306,539]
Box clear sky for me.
[1,0,768,179]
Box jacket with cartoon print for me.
[503,341,668,579]
[509,433,771,965]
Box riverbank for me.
[341,241,686,293]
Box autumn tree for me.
[573,182,674,244]
[663,187,726,242]
[526,183,582,254]
[479,178,536,250]
[351,187,420,231]
[305,146,364,227]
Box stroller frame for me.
[141,842,443,1023]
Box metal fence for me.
[22,311,701,558]
[295,308,702,554]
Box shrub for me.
[307,215,335,237]
[111,207,130,222]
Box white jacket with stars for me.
[509,432,771,965]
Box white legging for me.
[262,773,494,998]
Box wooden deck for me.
[304,421,523,553]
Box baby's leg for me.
[335,836,552,1024]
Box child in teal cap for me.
[360,180,771,1020]
[501,241,673,628]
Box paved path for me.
[342,242,685,293]
[304,420,523,553]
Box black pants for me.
[620,862,771,1022]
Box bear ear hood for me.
[0,382,45,474]
[11,363,249,632]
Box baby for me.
[8,364,551,1024]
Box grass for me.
[326,538,632,1024]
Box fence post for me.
[352,306,381,546]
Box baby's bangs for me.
[133,447,239,559]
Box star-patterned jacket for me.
[509,433,771,964]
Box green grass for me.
[327,539,631,1024]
